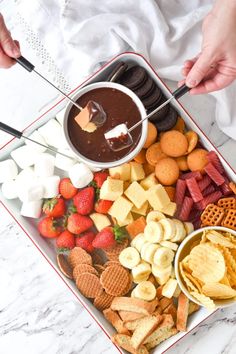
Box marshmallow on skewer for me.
[20,200,43,218]
[104,123,133,151]
[25,130,48,153]
[55,148,76,171]
[42,175,60,198]
[0,159,18,183]
[18,181,45,202]
[1,180,18,199]
[11,145,40,169]
[34,153,55,178]
[69,163,93,188]
[38,119,68,149]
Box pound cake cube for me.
[132,201,149,216]
[124,181,147,209]
[140,173,158,190]
[108,196,133,221]
[116,212,134,227]
[130,162,145,181]
[147,184,170,210]
[90,213,111,231]
[160,201,177,217]
[109,163,131,181]
[100,177,124,201]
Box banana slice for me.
[131,233,147,252]
[153,247,174,268]
[171,219,186,242]
[132,261,151,281]
[119,247,141,269]
[152,263,172,278]
[158,218,176,241]
[132,273,150,284]
[146,210,166,223]
[144,221,164,243]
[184,221,194,235]
[161,278,178,298]
[140,243,160,264]
[160,240,178,252]
[132,281,157,301]
[170,265,175,278]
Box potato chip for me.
[179,262,199,293]
[190,291,216,309]
[200,230,208,243]
[184,272,202,293]
[202,283,236,299]
[220,274,231,287]
[181,255,192,273]
[189,244,226,283]
[230,249,236,261]
[190,239,200,250]
[206,230,236,249]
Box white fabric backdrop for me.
[16,0,236,140]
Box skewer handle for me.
[0,122,22,138]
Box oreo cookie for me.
[142,85,163,110]
[148,100,170,122]
[120,65,147,90]
[153,106,178,132]
[133,76,155,99]
[107,61,128,82]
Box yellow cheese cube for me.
[132,201,149,216]
[100,177,123,201]
[116,212,134,227]
[109,163,130,181]
[108,196,133,221]
[124,181,147,209]
[90,213,111,231]
[140,173,158,190]
[147,184,170,210]
[130,162,145,181]
[160,201,177,216]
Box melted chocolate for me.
[67,87,142,162]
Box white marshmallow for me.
[42,175,60,198]
[15,167,35,188]
[34,153,55,178]
[69,163,93,188]
[88,165,102,172]
[20,200,43,218]
[38,119,68,149]
[56,108,66,126]
[1,180,18,199]
[55,148,76,171]
[104,123,128,140]
[25,130,48,153]
[11,145,40,169]
[18,180,45,202]
[0,159,18,183]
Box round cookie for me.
[176,156,189,171]
[76,272,103,298]
[120,65,147,89]
[160,130,188,157]
[146,142,167,166]
[148,101,170,122]
[134,149,147,164]
[187,148,209,172]
[143,122,158,149]
[154,107,178,132]
[142,85,163,109]
[155,158,180,185]
[134,76,155,98]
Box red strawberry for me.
[93,171,109,188]
[75,231,96,253]
[59,178,78,199]
[67,213,93,234]
[73,187,95,215]
[95,199,113,214]
[92,226,125,249]
[43,197,66,217]
[38,217,61,238]
[56,230,75,250]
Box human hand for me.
[0,13,20,68]
[180,0,236,94]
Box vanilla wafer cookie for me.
[68,247,93,268]
[57,254,73,279]
[94,291,114,311]
[201,204,225,226]
[73,264,98,280]
[104,261,120,268]
[222,209,236,231]
[100,265,131,296]
[76,272,103,298]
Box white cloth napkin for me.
[16,0,236,140]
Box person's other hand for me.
[181,0,236,94]
[0,13,20,68]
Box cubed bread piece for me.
[116,212,134,227]
[112,334,149,354]
[130,162,145,181]
[103,308,130,335]
[176,292,190,331]
[147,184,170,210]
[108,196,133,221]
[132,201,149,216]
[131,315,161,349]
[124,181,147,209]
[109,163,131,181]
[90,213,111,231]
[140,173,158,190]
[160,201,177,216]
[126,217,146,239]
[100,177,123,201]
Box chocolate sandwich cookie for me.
[120,65,147,90]
[148,99,170,122]
[142,85,163,110]
[153,106,178,132]
[133,76,155,99]
[107,61,128,82]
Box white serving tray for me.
[0,52,235,354]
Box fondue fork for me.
[104,84,190,151]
